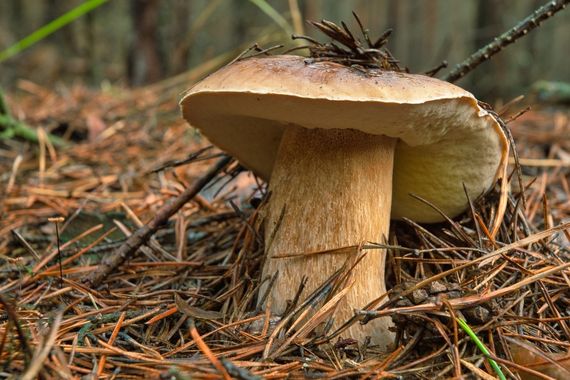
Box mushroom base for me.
[260,125,396,348]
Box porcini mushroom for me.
[180,55,507,347]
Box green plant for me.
[456,317,506,380]
[0,0,109,63]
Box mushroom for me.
[180,55,508,347]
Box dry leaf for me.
[86,112,107,141]
[174,294,223,321]
[510,338,570,380]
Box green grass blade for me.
[0,114,68,147]
[456,317,506,380]
[0,88,11,117]
[0,0,109,63]
[248,0,293,35]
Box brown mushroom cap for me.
[181,55,507,222]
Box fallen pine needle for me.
[189,319,232,380]
[146,306,177,325]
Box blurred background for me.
[0,0,569,101]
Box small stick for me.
[424,60,448,77]
[11,230,41,259]
[86,156,232,287]
[443,0,569,83]
[48,217,65,287]
[147,145,214,174]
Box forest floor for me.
[0,79,569,379]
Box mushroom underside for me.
[182,92,503,222]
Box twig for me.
[443,0,569,82]
[147,146,216,174]
[11,230,41,259]
[233,43,284,64]
[86,155,233,287]
[424,60,448,77]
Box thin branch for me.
[86,155,233,287]
[443,0,569,83]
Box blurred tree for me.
[0,0,568,99]
[302,0,320,22]
[168,1,193,75]
[472,0,506,99]
[128,0,163,85]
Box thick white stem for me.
[260,125,396,347]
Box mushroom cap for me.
[181,55,507,222]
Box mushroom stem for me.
[260,125,396,346]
